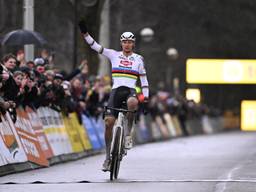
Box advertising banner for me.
[241,100,256,131]
[0,113,27,165]
[82,114,102,150]
[26,107,54,159]
[68,113,92,150]
[91,117,105,147]
[135,114,151,143]
[155,116,170,139]
[186,59,256,84]
[0,153,6,166]
[63,113,85,153]
[50,109,73,154]
[163,113,177,137]
[15,108,48,166]
[37,107,72,155]
[171,116,183,136]
[202,115,214,134]
[149,119,162,141]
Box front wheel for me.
[110,126,122,180]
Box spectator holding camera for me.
[1,54,19,104]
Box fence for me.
[0,107,226,176]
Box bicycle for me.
[105,105,137,180]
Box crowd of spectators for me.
[0,49,111,123]
[147,86,221,135]
[0,49,220,130]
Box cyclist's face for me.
[121,40,134,53]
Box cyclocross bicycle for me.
[105,106,137,180]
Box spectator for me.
[77,59,89,83]
[0,65,14,112]
[86,76,106,118]
[34,57,47,74]
[2,54,17,72]
[26,61,35,69]
[1,54,19,102]
[16,50,26,67]
[70,77,87,121]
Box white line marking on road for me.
[1,179,256,185]
[214,158,251,192]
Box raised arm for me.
[78,20,115,58]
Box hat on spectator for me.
[45,70,55,76]
[27,60,35,68]
[19,66,31,74]
[62,80,71,90]
[19,66,35,80]
[54,73,64,80]
[34,57,45,66]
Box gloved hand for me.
[78,20,88,34]
[142,100,149,115]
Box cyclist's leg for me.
[104,115,115,160]
[102,89,119,171]
[124,96,138,149]
[126,96,139,134]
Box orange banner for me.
[15,107,49,166]
[26,107,54,159]
[0,113,27,165]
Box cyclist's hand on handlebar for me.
[142,98,149,115]
[78,19,88,34]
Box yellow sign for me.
[63,113,92,152]
[186,59,256,84]
[186,88,201,103]
[241,101,256,131]
[63,114,84,153]
[69,113,92,150]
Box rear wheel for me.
[110,127,122,180]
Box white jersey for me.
[84,34,149,98]
[102,49,146,89]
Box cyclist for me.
[78,20,149,172]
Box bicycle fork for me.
[110,113,125,160]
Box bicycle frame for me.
[105,106,136,180]
[110,112,126,157]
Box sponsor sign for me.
[26,107,53,159]
[68,113,92,150]
[187,59,256,84]
[241,101,256,131]
[82,115,102,150]
[63,113,84,153]
[37,107,72,155]
[0,113,27,165]
[15,108,48,166]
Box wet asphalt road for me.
[1,131,256,192]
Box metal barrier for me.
[0,107,225,176]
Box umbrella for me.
[1,29,47,46]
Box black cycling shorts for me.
[105,86,137,118]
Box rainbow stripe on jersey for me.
[112,67,139,80]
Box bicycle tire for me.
[114,127,124,179]
[110,126,122,180]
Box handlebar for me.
[105,106,137,113]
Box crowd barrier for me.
[0,107,226,176]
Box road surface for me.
[1,131,256,192]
